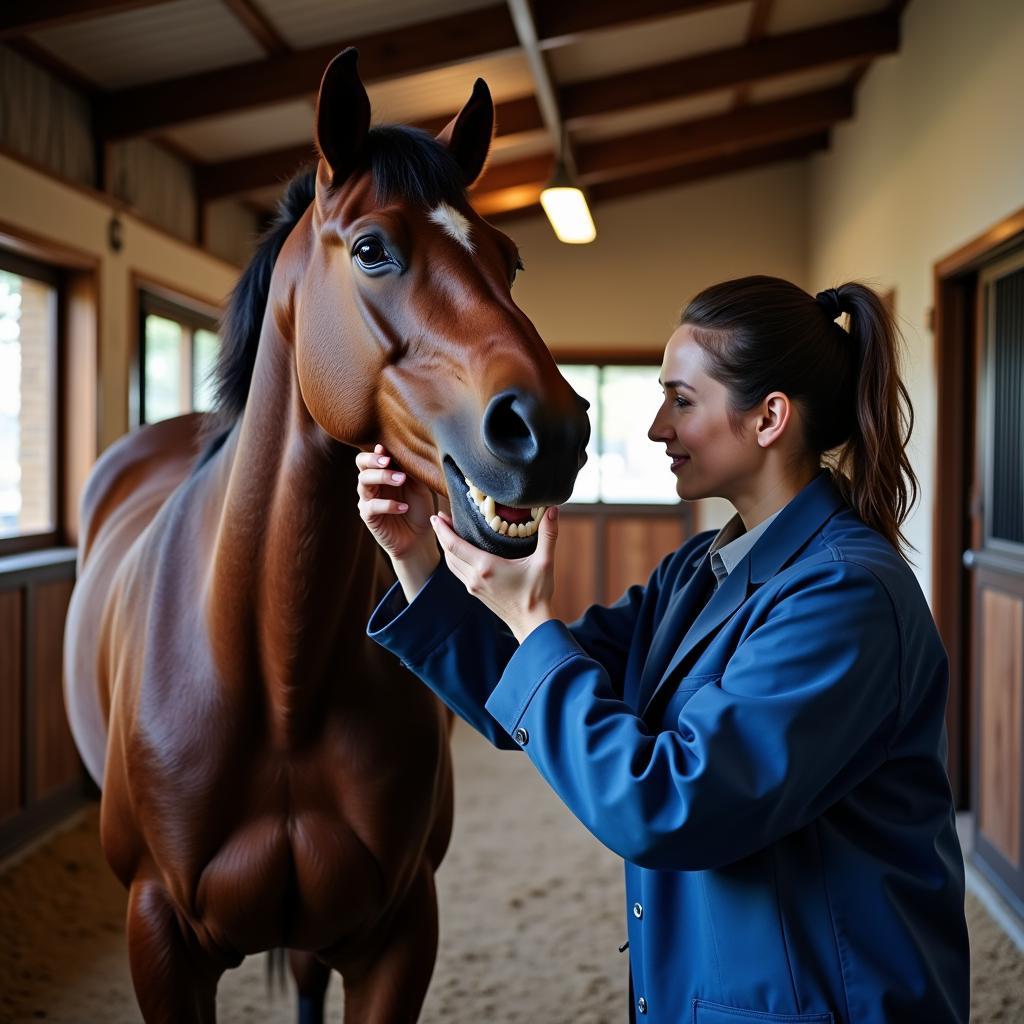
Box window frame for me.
[0,248,64,556]
[135,288,220,427]
[555,354,681,508]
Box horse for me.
[62,48,589,1023]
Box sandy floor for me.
[2,722,1022,1022]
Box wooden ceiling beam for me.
[96,4,520,139]
[534,0,744,46]
[0,0,171,39]
[481,133,830,223]
[561,11,898,125]
[575,85,852,183]
[195,95,545,201]
[220,0,290,57]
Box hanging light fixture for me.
[540,153,596,245]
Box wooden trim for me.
[561,13,897,126]
[932,204,1024,807]
[95,5,520,139]
[0,144,244,274]
[0,0,171,40]
[551,349,665,364]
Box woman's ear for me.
[314,48,371,185]
[435,78,494,188]
[757,393,792,448]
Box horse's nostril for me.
[482,391,539,464]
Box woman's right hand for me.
[356,444,439,590]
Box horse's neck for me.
[208,287,385,734]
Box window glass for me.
[143,314,186,424]
[599,366,678,504]
[193,328,219,411]
[0,268,56,538]
[556,363,678,505]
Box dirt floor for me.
[2,722,1022,1022]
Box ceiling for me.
[3,0,911,225]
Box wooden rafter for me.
[481,134,830,222]
[220,0,290,57]
[733,0,774,107]
[560,12,897,125]
[95,5,520,139]
[574,86,852,184]
[0,0,171,39]
[96,6,896,143]
[534,0,745,46]
[194,95,545,201]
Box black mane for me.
[200,125,467,454]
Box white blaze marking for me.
[429,202,474,253]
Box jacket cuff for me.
[366,560,474,665]
[484,619,585,737]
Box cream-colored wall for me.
[1,150,240,454]
[506,159,810,355]
[505,158,811,531]
[807,0,1024,602]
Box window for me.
[138,291,219,424]
[0,251,60,545]
[557,362,678,505]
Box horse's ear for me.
[436,78,494,189]
[314,48,371,184]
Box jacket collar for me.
[638,469,847,720]
[747,468,846,584]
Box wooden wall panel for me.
[0,589,23,823]
[978,588,1023,866]
[551,514,597,624]
[30,579,78,801]
[604,516,686,605]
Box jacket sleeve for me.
[483,558,902,870]
[366,545,692,750]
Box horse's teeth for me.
[483,495,496,520]
[499,521,509,535]
[489,515,501,532]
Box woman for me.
[355,275,969,1024]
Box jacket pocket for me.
[692,999,834,1024]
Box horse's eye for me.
[511,257,525,285]
[354,238,391,269]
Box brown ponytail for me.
[680,275,920,559]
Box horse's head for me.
[294,48,590,556]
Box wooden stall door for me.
[965,250,1024,915]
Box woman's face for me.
[648,324,763,502]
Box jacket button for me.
[513,727,529,745]
[637,996,648,1014]
[632,901,643,919]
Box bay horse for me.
[63,48,589,1023]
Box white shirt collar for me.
[707,508,782,589]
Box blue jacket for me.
[368,470,969,1024]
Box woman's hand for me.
[356,444,439,600]
[430,507,560,644]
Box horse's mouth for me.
[442,457,547,557]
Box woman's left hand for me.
[430,507,560,644]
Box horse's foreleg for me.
[289,949,332,1024]
[340,864,439,1024]
[126,879,221,1024]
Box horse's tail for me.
[266,946,288,994]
